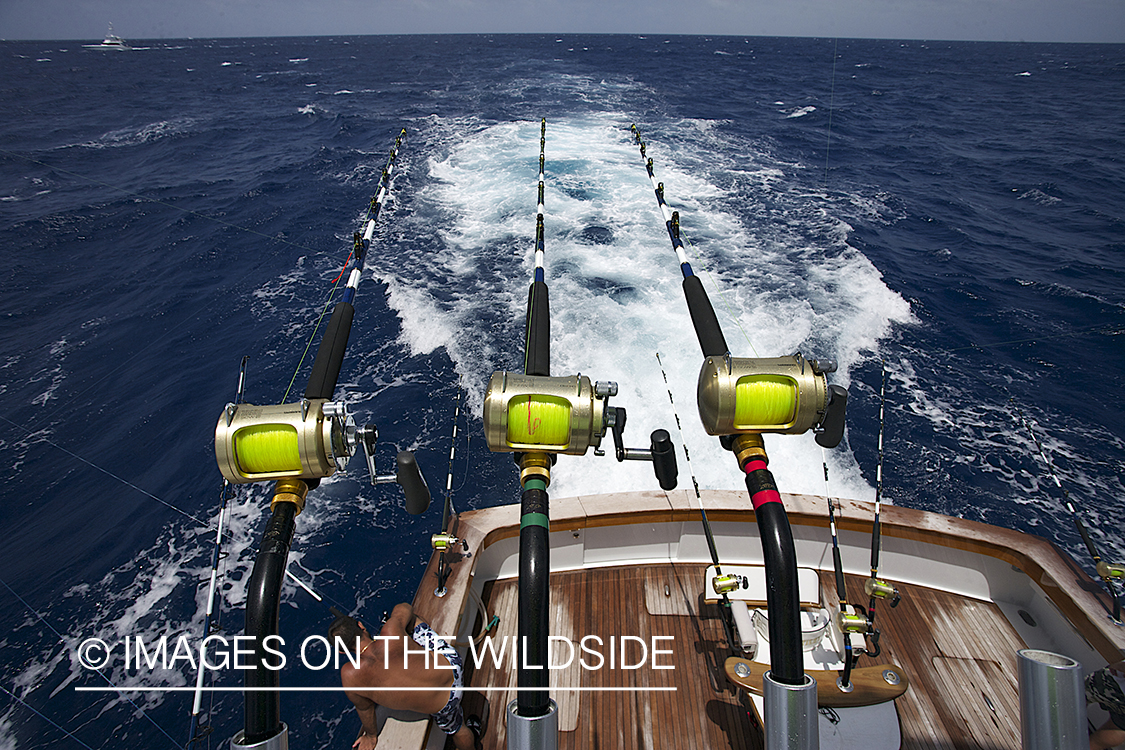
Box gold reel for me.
[483,372,613,455]
[215,399,356,484]
[697,354,832,436]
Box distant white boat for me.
[83,24,131,50]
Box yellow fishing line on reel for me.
[734,375,798,428]
[697,354,831,436]
[233,424,302,475]
[215,399,356,483]
[483,372,610,456]
[506,395,572,448]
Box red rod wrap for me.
[745,459,782,509]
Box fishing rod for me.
[656,351,743,653]
[1012,401,1124,622]
[187,358,246,748]
[826,494,862,690]
[630,124,848,699]
[482,119,677,744]
[863,362,900,652]
[213,130,432,750]
[431,388,469,597]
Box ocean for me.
[1,34,1122,748]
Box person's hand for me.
[352,731,378,750]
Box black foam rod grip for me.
[304,301,355,401]
[815,384,849,449]
[396,451,431,515]
[524,280,550,377]
[682,275,728,358]
[650,429,678,490]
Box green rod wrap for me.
[520,512,550,531]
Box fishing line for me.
[0,413,210,528]
[0,413,338,609]
[0,576,181,749]
[280,138,405,404]
[1011,400,1123,619]
[278,266,348,405]
[0,682,97,750]
[941,323,1122,354]
[824,38,839,190]
[0,147,327,256]
[678,230,760,358]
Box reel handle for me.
[396,451,431,516]
[816,384,849,448]
[608,408,679,490]
[651,429,678,490]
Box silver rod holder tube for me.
[506,699,558,750]
[1018,649,1085,750]
[232,723,288,750]
[764,671,819,750]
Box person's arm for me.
[383,602,416,635]
[345,689,379,749]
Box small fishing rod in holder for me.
[863,363,901,649]
[823,362,902,693]
[484,120,677,750]
[431,391,471,598]
[212,131,431,750]
[631,123,849,746]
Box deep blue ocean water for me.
[1,34,1123,748]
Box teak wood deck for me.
[395,492,1124,750]
[457,565,1027,750]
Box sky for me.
[1,0,1123,44]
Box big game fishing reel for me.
[215,399,430,514]
[697,353,848,448]
[483,371,678,490]
[216,399,356,483]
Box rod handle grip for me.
[682,275,728,358]
[396,451,431,515]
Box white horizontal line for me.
[75,686,678,693]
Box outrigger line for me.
[630,124,849,696]
[211,129,431,750]
[1012,401,1124,622]
[481,119,676,735]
